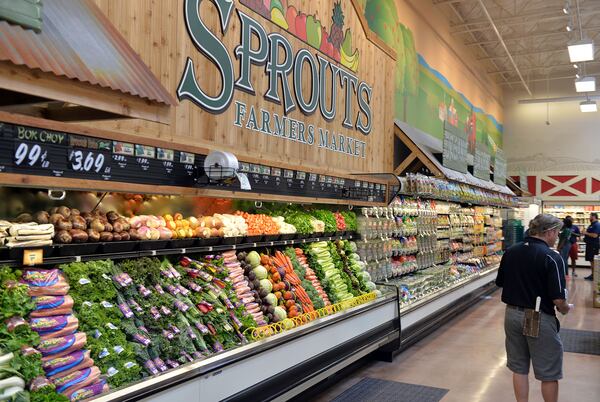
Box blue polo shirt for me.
[496,237,566,315]
[584,221,600,247]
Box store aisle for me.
[314,277,600,402]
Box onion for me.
[129,216,144,229]
[137,226,152,240]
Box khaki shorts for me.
[504,306,563,381]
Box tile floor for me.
[313,271,600,402]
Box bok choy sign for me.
[177,0,374,159]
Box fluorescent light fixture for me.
[568,39,595,62]
[573,64,579,69]
[575,76,596,92]
[580,100,597,112]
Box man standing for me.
[496,214,571,402]
[582,213,600,281]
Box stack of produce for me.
[333,240,377,295]
[60,260,143,388]
[309,217,325,234]
[235,212,278,236]
[334,212,346,231]
[214,214,247,238]
[306,242,354,303]
[285,248,328,308]
[4,223,54,248]
[340,211,357,232]
[21,268,108,400]
[271,217,296,235]
[263,252,308,318]
[281,210,313,235]
[311,210,336,233]
[225,251,266,325]
[128,215,170,241]
[0,266,59,402]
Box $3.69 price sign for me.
[68,149,111,179]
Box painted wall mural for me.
[240,0,361,72]
[359,0,503,153]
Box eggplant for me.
[252,279,260,289]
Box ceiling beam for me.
[488,60,600,75]
[433,0,471,4]
[499,72,600,85]
[451,7,600,29]
[464,25,600,46]
[478,46,600,61]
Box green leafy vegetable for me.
[9,351,44,382]
[311,210,337,232]
[0,283,35,320]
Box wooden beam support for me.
[394,125,443,177]
[0,62,172,125]
[394,153,417,175]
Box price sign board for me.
[494,150,507,185]
[11,125,68,177]
[473,144,491,181]
[519,170,529,193]
[442,123,468,173]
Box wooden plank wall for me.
[89,0,396,177]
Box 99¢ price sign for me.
[14,142,50,168]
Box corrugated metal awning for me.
[0,0,175,106]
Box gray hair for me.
[528,214,563,236]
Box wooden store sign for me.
[177,0,372,159]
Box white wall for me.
[504,80,600,174]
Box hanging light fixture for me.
[563,0,571,14]
[580,99,597,112]
[573,64,579,68]
[566,23,573,32]
[568,0,594,62]
[575,76,596,92]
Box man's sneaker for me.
[584,274,593,280]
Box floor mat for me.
[560,328,600,355]
[330,378,449,402]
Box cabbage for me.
[360,271,371,282]
[374,289,382,298]
[259,279,273,293]
[253,265,268,280]
[273,306,287,321]
[350,253,361,262]
[264,293,277,305]
[366,281,377,291]
[246,251,261,268]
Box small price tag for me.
[23,249,43,266]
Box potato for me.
[128,228,140,241]
[112,232,122,242]
[56,219,73,231]
[71,215,87,230]
[15,213,33,223]
[86,229,100,242]
[106,211,120,222]
[104,222,113,233]
[34,211,49,224]
[71,208,81,216]
[69,229,88,243]
[112,220,125,233]
[90,219,105,232]
[120,231,130,241]
[50,213,64,225]
[57,206,71,219]
[99,231,113,242]
[54,230,72,244]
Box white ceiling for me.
[433,0,600,93]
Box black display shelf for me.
[0,233,355,267]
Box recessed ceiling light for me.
[575,76,596,92]
[580,100,597,112]
[568,39,595,62]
